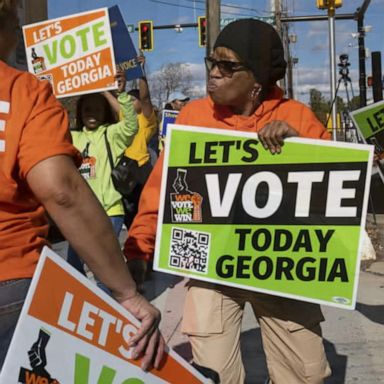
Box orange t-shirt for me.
[124,87,330,261]
[0,61,80,281]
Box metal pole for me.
[280,14,355,22]
[328,4,337,140]
[357,15,367,107]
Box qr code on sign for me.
[169,227,211,274]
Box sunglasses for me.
[204,57,248,76]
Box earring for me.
[251,87,262,100]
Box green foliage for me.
[309,88,347,127]
[309,88,329,125]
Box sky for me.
[47,0,384,105]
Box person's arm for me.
[102,90,120,121]
[136,54,154,119]
[102,69,127,120]
[257,102,330,154]
[107,70,138,153]
[124,153,164,288]
[26,155,164,370]
[123,106,196,286]
[257,120,299,154]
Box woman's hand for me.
[116,68,127,94]
[258,120,299,154]
[117,292,165,371]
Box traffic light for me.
[316,0,342,10]
[138,20,153,51]
[198,16,207,47]
[367,76,373,87]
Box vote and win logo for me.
[170,169,203,223]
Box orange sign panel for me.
[23,9,117,98]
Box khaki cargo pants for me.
[182,281,331,384]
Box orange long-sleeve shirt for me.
[124,87,330,261]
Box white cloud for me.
[184,62,206,81]
[294,66,360,103]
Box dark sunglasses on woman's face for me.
[204,57,248,77]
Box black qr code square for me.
[169,227,210,274]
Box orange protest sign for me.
[22,9,117,98]
[0,247,207,383]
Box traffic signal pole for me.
[328,3,338,140]
[280,0,371,111]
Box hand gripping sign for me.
[154,125,374,310]
[23,8,117,98]
[0,247,207,384]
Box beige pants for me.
[182,281,331,384]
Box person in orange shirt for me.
[0,0,164,371]
[124,19,331,383]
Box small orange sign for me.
[23,9,117,98]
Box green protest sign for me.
[350,100,384,182]
[154,125,374,309]
[350,100,384,140]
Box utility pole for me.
[356,0,371,108]
[206,0,220,58]
[328,1,338,140]
[272,0,287,93]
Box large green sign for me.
[154,125,374,309]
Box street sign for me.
[127,24,135,33]
[220,16,275,28]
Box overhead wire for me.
[148,0,271,18]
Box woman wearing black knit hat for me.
[125,19,332,384]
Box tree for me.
[349,96,361,112]
[334,95,345,116]
[149,62,192,107]
[309,88,329,125]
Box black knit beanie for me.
[214,19,286,87]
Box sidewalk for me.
[365,213,384,275]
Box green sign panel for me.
[154,125,373,309]
[350,100,384,140]
[350,100,384,182]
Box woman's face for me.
[207,47,260,114]
[0,11,20,61]
[81,95,107,130]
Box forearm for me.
[27,155,136,302]
[115,93,138,139]
[124,153,163,261]
[139,77,153,119]
[102,91,120,120]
